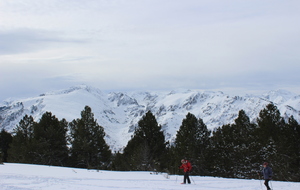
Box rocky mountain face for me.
[1,85,299,151]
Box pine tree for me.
[0,129,12,162]
[230,110,258,178]
[123,111,166,171]
[172,113,211,175]
[32,112,69,166]
[90,117,112,169]
[208,110,258,178]
[69,106,111,169]
[280,116,300,181]
[257,103,285,144]
[256,103,286,180]
[9,115,35,163]
[111,151,127,171]
[209,124,233,177]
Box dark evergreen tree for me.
[229,110,258,178]
[90,116,112,169]
[256,103,285,144]
[32,112,69,166]
[209,110,259,178]
[279,116,300,181]
[9,115,35,163]
[122,111,166,171]
[172,113,211,175]
[209,124,232,177]
[256,103,287,180]
[111,151,128,171]
[0,129,12,162]
[69,106,111,169]
[69,118,89,168]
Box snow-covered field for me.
[0,163,299,190]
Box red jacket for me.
[180,160,192,172]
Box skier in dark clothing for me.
[179,159,192,184]
[261,162,273,190]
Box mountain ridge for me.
[1,85,300,151]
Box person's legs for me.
[183,172,187,183]
[184,172,191,184]
[264,179,271,190]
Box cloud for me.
[0,29,87,55]
[0,0,300,100]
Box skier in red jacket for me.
[179,159,192,184]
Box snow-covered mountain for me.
[1,85,300,151]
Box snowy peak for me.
[262,89,297,104]
[1,86,300,151]
[108,92,139,107]
[39,85,103,98]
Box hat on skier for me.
[263,162,268,166]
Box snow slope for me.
[1,85,300,151]
[0,163,299,190]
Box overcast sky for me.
[1,0,300,100]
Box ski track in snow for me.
[0,163,299,190]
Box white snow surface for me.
[1,85,300,152]
[0,163,299,190]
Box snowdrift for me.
[0,163,299,190]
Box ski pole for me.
[190,176,196,185]
[270,180,274,190]
[258,173,263,190]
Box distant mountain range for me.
[1,85,299,151]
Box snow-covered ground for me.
[0,163,299,190]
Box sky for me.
[1,0,300,100]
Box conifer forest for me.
[0,103,299,182]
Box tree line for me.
[0,103,299,182]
